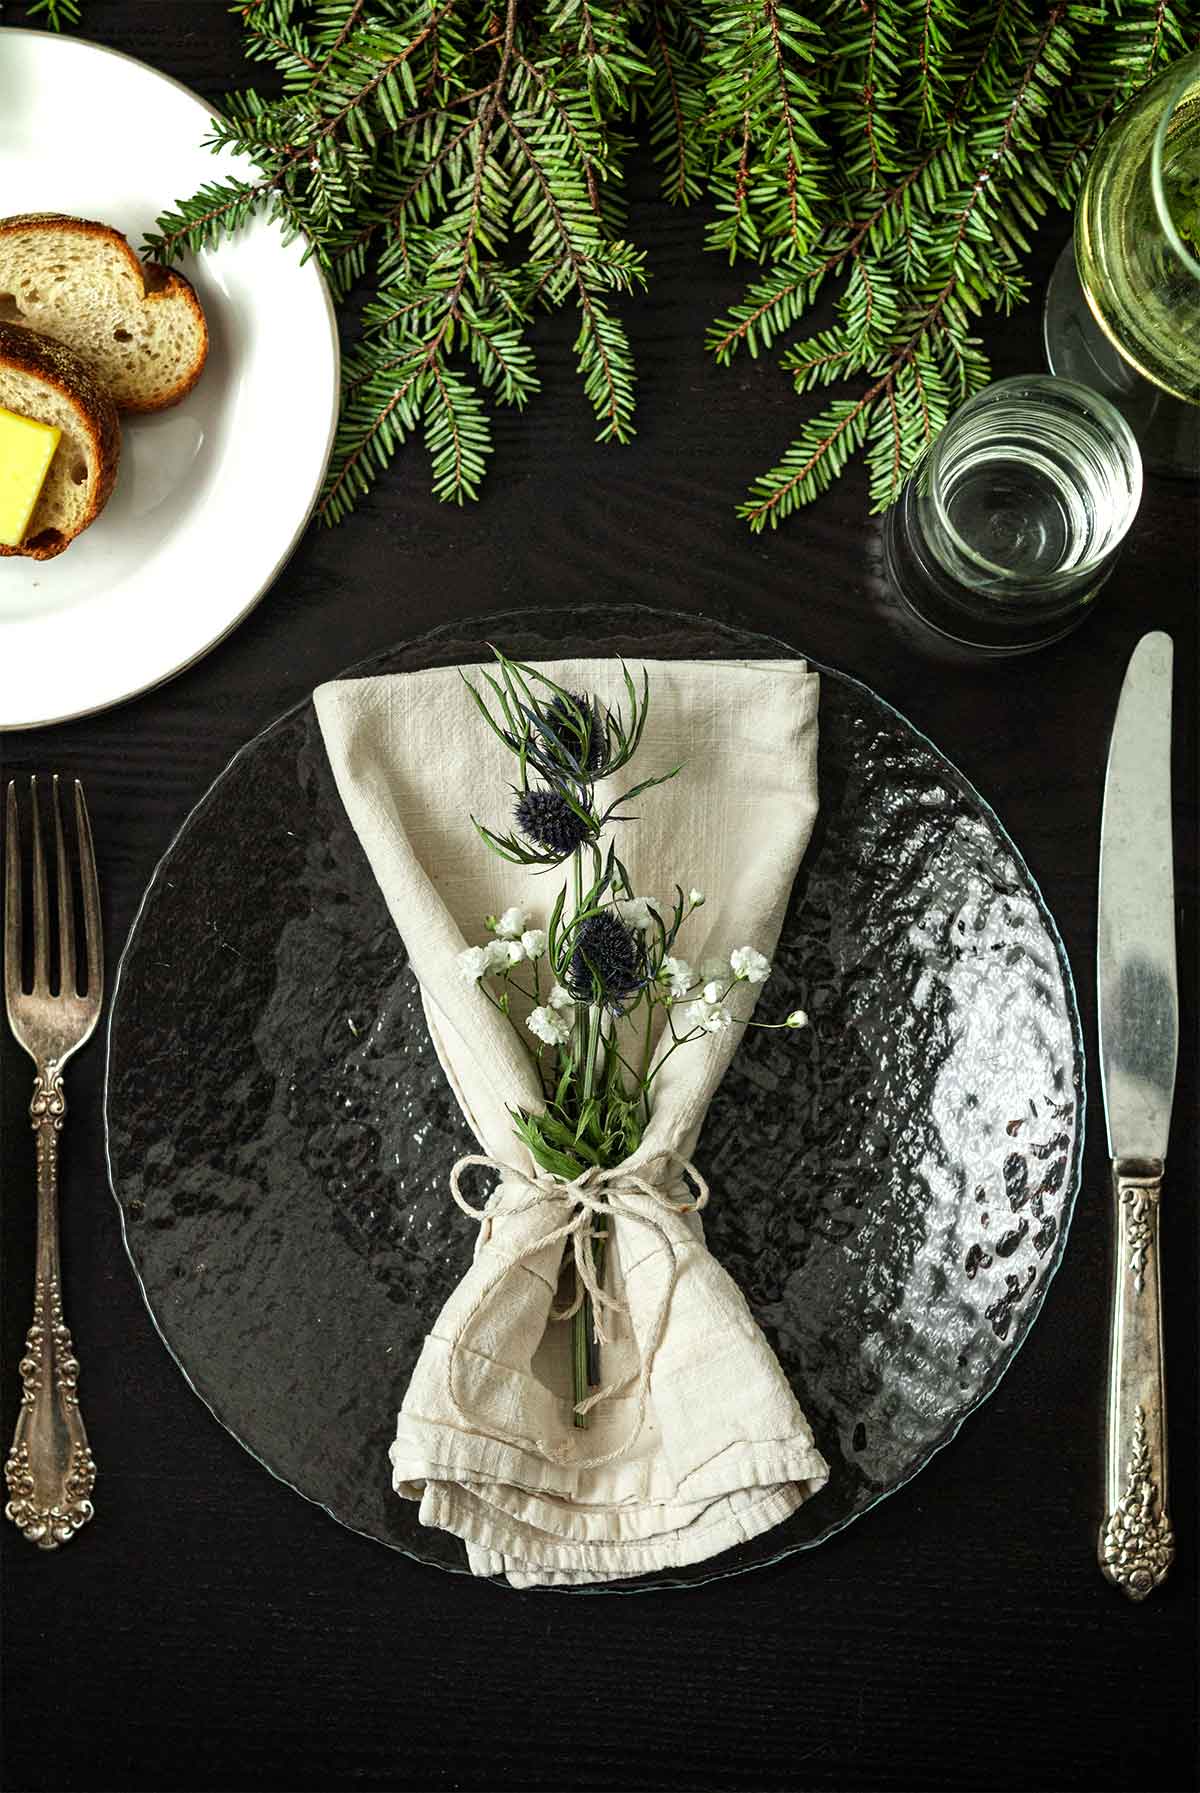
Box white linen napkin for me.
[314,657,829,1585]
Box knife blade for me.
[1099,631,1178,1160]
[1096,630,1176,1602]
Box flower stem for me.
[575,1002,606,1415]
[571,851,585,1067]
[582,1003,601,1104]
[572,1291,591,1429]
[570,847,592,1426]
[639,996,656,1125]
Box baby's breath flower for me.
[484,938,524,972]
[616,895,662,935]
[786,1009,809,1029]
[457,945,489,984]
[730,946,771,984]
[660,956,694,999]
[547,983,573,1012]
[527,1005,572,1047]
[702,980,725,1004]
[492,906,527,939]
[683,998,734,1035]
[521,928,547,959]
[688,888,705,906]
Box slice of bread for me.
[0,213,208,414]
[0,321,120,559]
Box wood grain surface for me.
[1,6,1196,1791]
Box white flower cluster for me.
[527,981,575,1045]
[671,945,772,993]
[616,895,661,934]
[682,997,735,1035]
[456,908,548,986]
[527,1005,570,1045]
[730,945,771,984]
[454,908,582,1052]
[660,956,693,999]
[456,897,805,1052]
[615,890,705,938]
[654,941,778,1034]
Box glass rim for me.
[1150,51,1200,285]
[923,375,1144,586]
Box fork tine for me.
[75,780,102,1006]
[30,776,50,996]
[53,775,77,997]
[4,781,21,1011]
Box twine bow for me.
[445,1153,709,1471]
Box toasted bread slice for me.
[0,213,208,414]
[0,321,120,559]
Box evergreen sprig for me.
[143,0,647,520]
[21,0,83,26]
[140,0,1200,523]
[722,0,1199,526]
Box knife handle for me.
[1099,1158,1174,1600]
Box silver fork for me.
[4,776,102,1549]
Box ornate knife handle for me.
[1099,1158,1173,1600]
[4,1068,96,1549]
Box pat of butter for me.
[0,405,62,548]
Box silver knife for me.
[1097,630,1178,1601]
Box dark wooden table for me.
[2,7,1196,1791]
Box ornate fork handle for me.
[5,1064,96,1549]
[1099,1158,1172,1600]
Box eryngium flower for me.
[514,786,592,856]
[539,692,606,777]
[568,912,643,1009]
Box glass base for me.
[1043,238,1200,480]
[882,481,1103,656]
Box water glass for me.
[882,375,1143,653]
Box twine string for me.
[444,1152,708,1471]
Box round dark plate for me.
[104,605,1085,1592]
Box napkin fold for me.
[315,657,829,1585]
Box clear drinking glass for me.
[882,375,1143,653]
[1044,49,1200,476]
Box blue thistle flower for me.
[539,693,606,778]
[568,912,644,1010]
[515,787,592,856]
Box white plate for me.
[0,30,339,730]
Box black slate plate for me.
[104,605,1085,1592]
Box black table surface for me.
[1,7,1197,1792]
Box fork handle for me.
[1098,1158,1173,1600]
[5,1063,96,1549]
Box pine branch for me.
[144,0,1200,523]
[725,0,1195,526]
[498,97,642,439]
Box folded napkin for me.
[315,657,829,1586]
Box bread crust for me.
[0,212,209,412]
[0,319,121,559]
